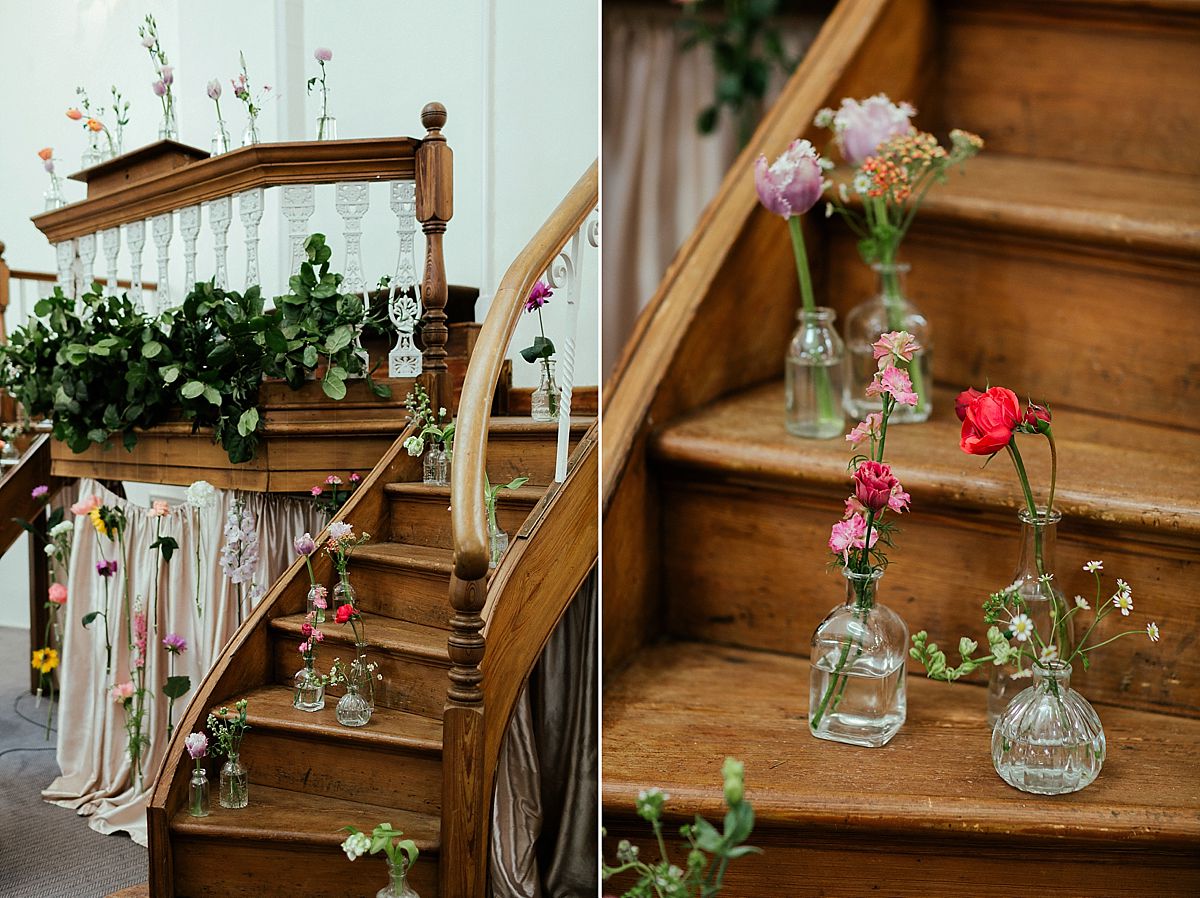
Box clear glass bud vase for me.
[423,443,447,485]
[334,572,357,610]
[316,113,337,141]
[188,767,210,817]
[219,750,249,809]
[378,855,420,898]
[293,657,325,712]
[843,263,932,423]
[242,117,261,147]
[809,567,908,747]
[785,306,846,439]
[307,583,327,625]
[992,660,1105,795]
[988,508,1073,725]
[211,125,231,156]
[488,520,509,569]
[531,357,560,423]
[80,134,102,170]
[159,103,178,142]
[337,641,375,726]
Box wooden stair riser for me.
[344,560,453,630]
[172,838,439,898]
[237,729,442,816]
[823,228,1200,430]
[386,487,539,550]
[934,3,1200,178]
[602,820,1200,896]
[657,476,1198,717]
[485,428,584,486]
[271,635,450,721]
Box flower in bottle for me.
[753,139,826,218]
[957,387,1020,455]
[48,583,68,605]
[816,93,916,166]
[185,731,208,759]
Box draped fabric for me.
[42,478,323,846]
[491,569,598,898]
[601,5,822,377]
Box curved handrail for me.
[450,160,598,582]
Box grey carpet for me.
[0,625,147,897]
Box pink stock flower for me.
[48,583,68,605]
[31,484,49,499]
[754,139,826,218]
[133,611,148,667]
[866,366,919,407]
[843,496,867,519]
[846,413,883,447]
[162,633,187,654]
[110,681,135,703]
[152,80,167,97]
[525,281,552,312]
[312,629,324,642]
[314,47,333,62]
[298,641,310,654]
[888,483,911,513]
[828,513,878,562]
[822,93,916,166]
[71,494,103,516]
[872,331,921,369]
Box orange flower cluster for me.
[859,131,947,201]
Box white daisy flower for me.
[1083,560,1103,572]
[1146,622,1160,643]
[1010,667,1033,680]
[1039,644,1059,663]
[1074,595,1090,610]
[1113,592,1133,616]
[1010,613,1034,642]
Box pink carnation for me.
[525,281,552,312]
[872,331,921,369]
[110,681,135,703]
[866,365,919,407]
[828,513,879,562]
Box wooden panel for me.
[346,543,454,630]
[68,139,209,197]
[937,3,1200,176]
[386,482,541,549]
[824,224,1200,431]
[603,643,1200,868]
[505,385,600,416]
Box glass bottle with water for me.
[785,306,845,439]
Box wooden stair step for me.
[649,382,1200,716]
[602,641,1200,895]
[270,613,449,719]
[210,685,442,814]
[343,542,455,629]
[482,415,592,485]
[384,481,544,549]
[909,154,1200,260]
[171,784,439,897]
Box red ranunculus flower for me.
[959,387,1020,456]
[335,603,353,624]
[852,460,899,512]
[954,387,983,422]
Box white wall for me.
[0,0,599,628]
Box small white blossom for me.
[1074,595,1090,610]
[852,172,872,195]
[50,520,74,538]
[1010,667,1033,680]
[1146,622,1160,643]
[813,107,834,128]
[1113,592,1133,616]
[824,202,834,218]
[403,436,424,457]
[340,831,371,861]
[1038,573,1054,585]
[186,479,217,510]
[43,544,57,557]
[1010,613,1034,642]
[1039,644,1059,663]
[1083,560,1103,573]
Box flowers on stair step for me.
[601,757,757,896]
[185,731,210,818]
[207,698,251,809]
[520,282,561,423]
[340,823,421,897]
[310,471,363,519]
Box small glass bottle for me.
[306,583,327,625]
[379,854,421,898]
[809,567,908,747]
[488,522,509,569]
[988,508,1073,725]
[422,443,439,485]
[530,357,560,423]
[435,442,450,486]
[211,125,231,156]
[188,766,210,817]
[351,640,376,713]
[0,441,20,467]
[333,572,357,610]
[293,657,325,712]
[316,113,338,141]
[242,117,261,147]
[843,263,932,423]
[219,750,249,809]
[992,660,1105,795]
[785,306,846,439]
[80,134,102,170]
[158,103,179,142]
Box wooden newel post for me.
[442,561,488,896]
[416,102,454,414]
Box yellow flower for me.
[89,507,107,537]
[31,648,58,674]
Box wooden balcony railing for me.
[442,160,598,895]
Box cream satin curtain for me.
[602,4,822,377]
[490,569,597,898]
[43,478,323,846]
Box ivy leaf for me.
[163,675,192,700]
[519,336,555,364]
[123,431,138,452]
[151,535,179,562]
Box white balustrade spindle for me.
[207,196,233,290]
[179,204,202,294]
[102,227,121,295]
[335,182,370,296]
[282,184,316,276]
[76,232,97,299]
[387,180,422,377]
[124,220,146,309]
[151,212,174,312]
[237,188,265,288]
[550,209,598,483]
[55,240,75,295]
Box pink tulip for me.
[160,65,174,85]
[754,139,825,219]
[207,79,221,100]
[152,80,167,97]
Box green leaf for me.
[697,105,720,134]
[163,675,192,699]
[237,407,259,437]
[322,373,347,400]
[325,324,354,354]
[692,816,723,852]
[123,431,138,452]
[202,386,222,406]
[143,340,163,359]
[151,535,179,562]
[723,800,755,844]
[161,365,181,385]
[519,336,555,364]
[181,381,205,400]
[301,345,319,368]
[81,611,101,628]
[369,378,391,400]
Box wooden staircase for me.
[602,0,1200,893]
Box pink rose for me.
[311,486,323,497]
[148,499,171,518]
[828,94,915,166]
[1023,402,1051,429]
[48,583,68,605]
[955,387,983,422]
[754,139,826,218]
[853,460,899,512]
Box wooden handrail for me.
[450,161,598,582]
[8,268,157,290]
[30,137,420,244]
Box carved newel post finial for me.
[421,102,447,136]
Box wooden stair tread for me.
[272,612,449,665]
[914,154,1200,259]
[210,685,443,754]
[350,542,455,574]
[486,415,594,435]
[385,481,544,505]
[651,382,1200,536]
[170,782,441,850]
[603,641,1200,846]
